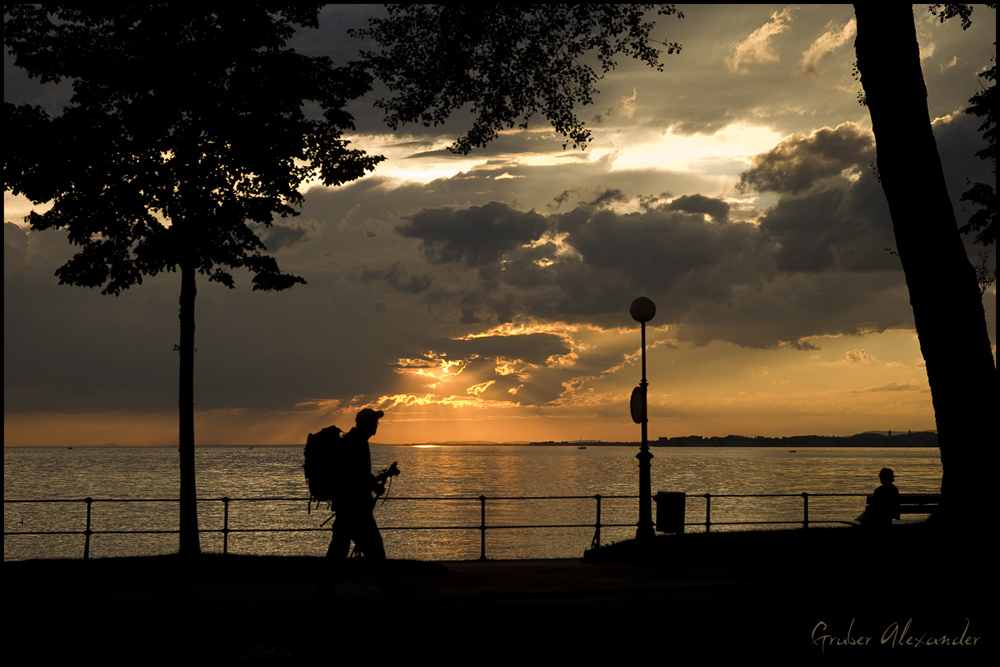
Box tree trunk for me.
[178,259,201,555]
[854,5,996,525]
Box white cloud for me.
[939,55,959,72]
[801,19,856,76]
[726,7,794,73]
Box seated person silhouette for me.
[856,467,900,526]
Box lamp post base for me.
[636,443,654,539]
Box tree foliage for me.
[959,48,996,247]
[350,4,683,154]
[930,4,996,289]
[4,5,382,295]
[928,3,976,30]
[4,4,384,555]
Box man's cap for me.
[356,408,385,423]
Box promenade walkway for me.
[7,528,990,664]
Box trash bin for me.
[655,491,685,533]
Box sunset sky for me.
[4,5,996,446]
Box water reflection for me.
[5,445,942,561]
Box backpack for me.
[304,425,343,510]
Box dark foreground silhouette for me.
[307,408,404,596]
[855,467,901,526]
[6,524,990,663]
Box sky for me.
[4,5,997,446]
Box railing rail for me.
[5,492,883,561]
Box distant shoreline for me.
[531,431,939,449]
[6,431,939,448]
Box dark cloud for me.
[589,188,629,207]
[859,382,920,392]
[398,131,577,161]
[680,270,913,348]
[737,123,875,194]
[386,164,923,350]
[361,261,433,294]
[4,222,30,270]
[397,201,550,267]
[390,201,746,327]
[758,188,842,272]
[258,219,322,252]
[438,333,570,366]
[666,194,730,223]
[931,112,997,234]
[556,206,772,310]
[552,189,578,208]
[4,222,29,250]
[4,226,182,413]
[639,193,673,211]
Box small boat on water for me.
[577,445,587,449]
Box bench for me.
[851,493,941,526]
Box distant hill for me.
[528,431,939,448]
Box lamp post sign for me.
[630,296,656,540]
[630,386,646,424]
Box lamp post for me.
[629,296,656,540]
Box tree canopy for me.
[4,5,382,295]
[958,46,996,248]
[350,4,683,154]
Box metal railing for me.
[5,492,873,561]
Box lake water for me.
[4,445,943,561]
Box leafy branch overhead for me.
[926,3,995,288]
[959,49,996,247]
[351,4,683,154]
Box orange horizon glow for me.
[3,329,944,446]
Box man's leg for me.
[318,512,355,600]
[350,511,385,560]
[352,511,407,595]
[326,513,352,559]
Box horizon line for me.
[3,430,940,448]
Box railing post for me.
[83,497,93,560]
[479,495,487,561]
[591,494,603,549]
[704,493,712,533]
[222,497,230,555]
[7,491,873,561]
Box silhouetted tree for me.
[350,4,683,155]
[930,4,997,293]
[4,5,382,554]
[958,51,996,250]
[962,51,997,297]
[854,5,996,523]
